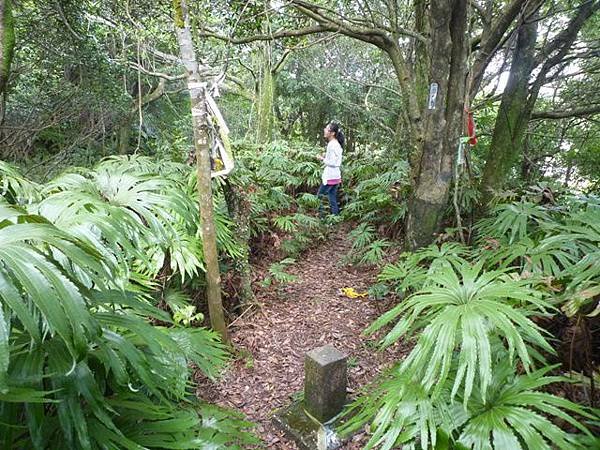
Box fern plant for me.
[349,223,377,250]
[477,235,579,279]
[348,195,600,449]
[367,263,554,402]
[34,156,243,285]
[476,201,552,244]
[343,223,393,266]
[342,159,409,227]
[342,360,593,450]
[0,160,41,204]
[379,242,470,294]
[359,240,392,266]
[267,258,298,284]
[0,200,257,448]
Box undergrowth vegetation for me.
[242,143,600,448]
[0,157,257,448]
[2,142,600,449]
[229,141,411,281]
[233,142,323,258]
[341,191,600,449]
[2,1,600,448]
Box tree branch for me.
[470,0,534,98]
[531,104,600,120]
[290,2,389,48]
[143,46,181,64]
[196,24,335,44]
[291,0,427,44]
[534,0,600,67]
[271,49,291,74]
[528,0,600,113]
[140,79,166,106]
[53,0,82,41]
[470,0,491,28]
[128,62,187,81]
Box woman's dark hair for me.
[328,121,345,149]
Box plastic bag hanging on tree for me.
[206,90,234,178]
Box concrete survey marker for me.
[304,345,348,422]
[273,345,348,450]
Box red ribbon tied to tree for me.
[466,110,477,146]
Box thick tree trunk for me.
[173,0,229,342]
[117,80,166,155]
[412,0,430,113]
[117,116,132,154]
[405,0,469,250]
[387,44,423,164]
[479,7,538,205]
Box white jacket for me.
[322,139,343,184]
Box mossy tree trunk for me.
[117,79,166,155]
[222,179,254,307]
[0,0,15,124]
[173,0,229,342]
[412,0,430,120]
[256,41,275,144]
[479,6,538,205]
[117,118,132,154]
[405,0,469,250]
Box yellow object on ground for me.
[340,287,368,298]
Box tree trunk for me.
[468,0,531,100]
[412,0,430,114]
[564,161,573,187]
[173,0,229,342]
[256,41,275,144]
[479,1,599,205]
[387,44,423,163]
[117,80,166,155]
[405,0,469,250]
[479,6,538,205]
[222,179,254,307]
[0,0,15,124]
[0,0,14,96]
[117,116,132,154]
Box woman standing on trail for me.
[317,121,344,216]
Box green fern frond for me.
[0,161,42,205]
[367,263,554,404]
[359,239,391,265]
[477,201,552,244]
[349,223,376,250]
[343,359,592,450]
[268,258,298,284]
[273,215,297,233]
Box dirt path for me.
[196,227,407,449]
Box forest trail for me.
[196,226,407,449]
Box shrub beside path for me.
[196,227,408,449]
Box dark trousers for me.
[317,183,340,216]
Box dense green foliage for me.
[1,0,599,449]
[341,191,600,449]
[0,158,257,448]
